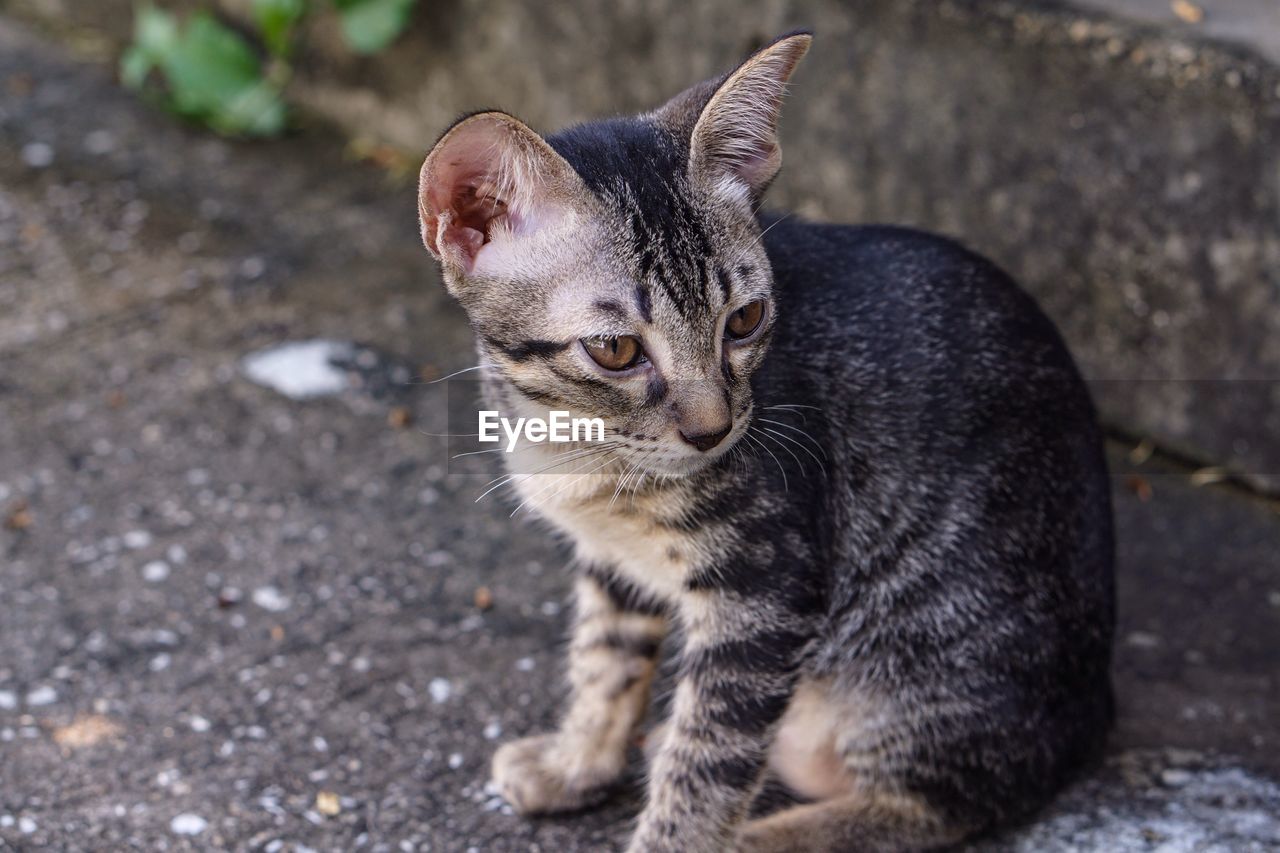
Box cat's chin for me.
[629,441,741,479]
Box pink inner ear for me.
[421,118,528,269]
[424,158,512,269]
[420,114,565,273]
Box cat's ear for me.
[418,111,582,275]
[678,32,811,197]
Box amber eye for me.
[582,335,644,371]
[725,300,766,340]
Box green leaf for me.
[120,45,154,90]
[145,10,287,136]
[121,4,179,88]
[332,0,415,55]
[133,4,180,58]
[252,0,307,57]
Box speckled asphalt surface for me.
[1,19,1279,853]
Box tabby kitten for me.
[417,31,1114,853]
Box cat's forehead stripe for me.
[594,299,627,319]
[549,116,726,322]
[636,283,653,324]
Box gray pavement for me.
[1,19,1279,853]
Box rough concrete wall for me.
[14,0,1280,489]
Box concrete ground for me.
[1,19,1278,853]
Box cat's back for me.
[756,215,1115,674]
[760,217,1081,389]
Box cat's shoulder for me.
[761,216,1001,283]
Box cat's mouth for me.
[620,418,746,477]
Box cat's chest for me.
[511,466,712,601]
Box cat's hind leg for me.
[735,789,967,853]
[741,679,973,852]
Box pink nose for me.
[679,424,732,452]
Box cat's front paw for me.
[491,733,619,815]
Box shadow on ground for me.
[1,20,1277,852]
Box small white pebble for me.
[123,530,153,550]
[0,690,16,710]
[428,678,452,704]
[0,814,12,827]
[515,657,535,672]
[189,716,211,733]
[167,544,189,564]
[26,685,57,706]
[240,256,266,279]
[448,753,464,769]
[313,736,329,752]
[142,560,170,583]
[21,142,53,168]
[84,129,115,154]
[1161,768,1193,787]
[1125,631,1160,649]
[170,813,207,835]
[17,815,36,834]
[252,586,290,612]
[149,653,171,672]
[483,721,502,741]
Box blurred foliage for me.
[121,0,417,137]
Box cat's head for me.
[418,32,810,476]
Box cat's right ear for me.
[658,32,811,199]
[418,111,582,277]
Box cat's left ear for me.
[671,31,811,198]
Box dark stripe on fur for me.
[584,565,669,616]
[717,266,733,303]
[582,629,662,660]
[484,336,570,362]
[636,282,653,324]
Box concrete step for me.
[8,0,1280,490]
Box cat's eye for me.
[582,335,644,372]
[725,300,766,340]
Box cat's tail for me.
[734,789,974,853]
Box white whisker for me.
[757,417,829,461]
[475,442,619,503]
[759,425,827,478]
[743,431,787,492]
[515,450,620,517]
[422,364,492,385]
[759,427,806,476]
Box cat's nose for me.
[679,423,732,452]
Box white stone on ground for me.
[241,340,355,400]
[428,678,452,704]
[169,814,208,835]
[142,560,170,582]
[252,586,290,612]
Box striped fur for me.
[419,31,1114,853]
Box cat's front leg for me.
[493,566,667,815]
[627,586,813,853]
